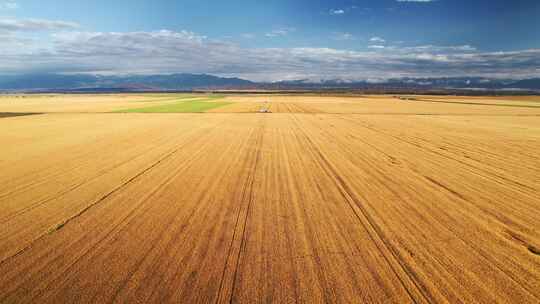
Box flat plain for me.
[0,93,539,303]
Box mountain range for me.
[0,73,539,92]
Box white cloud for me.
[333,32,355,41]
[370,37,386,43]
[0,1,18,10]
[368,45,386,49]
[329,5,362,15]
[402,45,477,53]
[265,27,295,38]
[0,28,538,82]
[0,18,79,32]
[329,9,345,15]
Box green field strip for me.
[114,99,231,113]
[131,94,215,103]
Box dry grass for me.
[0,94,539,303]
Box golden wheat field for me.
[0,93,539,303]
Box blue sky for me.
[1,0,539,81]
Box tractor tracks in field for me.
[0,121,192,211]
[0,144,177,267]
[0,130,186,225]
[215,116,266,304]
[287,113,432,304]
[313,115,540,301]
[335,115,540,225]
[103,125,254,304]
[109,122,263,304]
[0,134,124,201]
[339,115,538,194]
[0,121,227,267]
[0,118,244,303]
[22,121,238,304]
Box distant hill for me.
[0,74,99,90]
[506,78,540,90]
[0,73,254,90]
[0,73,539,92]
[267,77,540,92]
[102,74,254,90]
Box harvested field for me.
[0,94,220,113]
[216,94,540,115]
[0,94,539,303]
